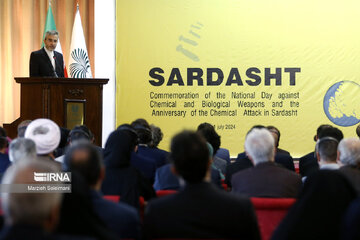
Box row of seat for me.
[104,190,296,240]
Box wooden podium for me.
[3,77,109,146]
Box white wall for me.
[94,0,116,146]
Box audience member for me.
[226,125,295,188]
[342,197,360,240]
[267,125,290,155]
[0,160,62,239]
[55,128,92,164]
[272,170,357,240]
[131,122,168,168]
[17,120,32,138]
[316,136,340,170]
[231,128,302,198]
[54,127,70,158]
[197,122,227,176]
[215,147,231,164]
[101,127,156,209]
[338,138,360,196]
[65,141,141,239]
[24,118,61,163]
[144,131,260,239]
[299,124,332,177]
[8,138,37,163]
[356,124,360,138]
[0,137,10,175]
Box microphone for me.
[53,55,58,77]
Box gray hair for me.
[338,138,360,166]
[244,128,275,165]
[44,30,59,40]
[9,138,37,163]
[1,159,62,225]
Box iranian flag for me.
[68,5,92,78]
[42,4,68,77]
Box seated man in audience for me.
[197,122,227,176]
[0,159,62,239]
[267,125,290,155]
[0,137,10,175]
[299,124,332,177]
[131,119,169,168]
[17,120,32,138]
[8,138,37,163]
[144,131,260,239]
[338,138,360,195]
[24,118,61,164]
[65,141,141,239]
[231,128,302,198]
[316,136,340,170]
[225,125,295,188]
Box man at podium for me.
[29,30,64,77]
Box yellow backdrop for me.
[116,0,360,157]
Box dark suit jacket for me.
[90,190,140,239]
[231,162,302,198]
[339,165,360,196]
[144,182,260,239]
[30,48,64,77]
[153,163,222,190]
[299,151,319,177]
[136,146,169,168]
[130,152,157,183]
[215,148,231,164]
[225,152,295,187]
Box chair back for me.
[251,197,296,240]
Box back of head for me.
[318,126,343,142]
[315,124,333,141]
[133,124,152,145]
[9,138,37,163]
[170,131,209,184]
[65,142,102,187]
[0,127,7,137]
[68,129,91,144]
[267,125,280,148]
[17,120,32,138]
[131,118,150,129]
[104,128,138,168]
[1,159,62,227]
[72,125,94,142]
[150,124,163,148]
[245,128,275,165]
[0,137,8,151]
[356,124,360,138]
[24,118,60,155]
[273,170,356,239]
[316,137,339,163]
[338,138,360,166]
[197,122,220,155]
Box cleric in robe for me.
[29,30,64,77]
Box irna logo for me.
[34,172,71,182]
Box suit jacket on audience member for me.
[153,163,222,191]
[136,145,169,168]
[215,148,231,164]
[144,182,260,239]
[299,151,319,177]
[231,162,302,198]
[90,190,140,239]
[130,152,156,183]
[225,158,253,187]
[101,130,156,210]
[272,170,357,240]
[237,152,295,171]
[339,165,360,196]
[29,48,64,77]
